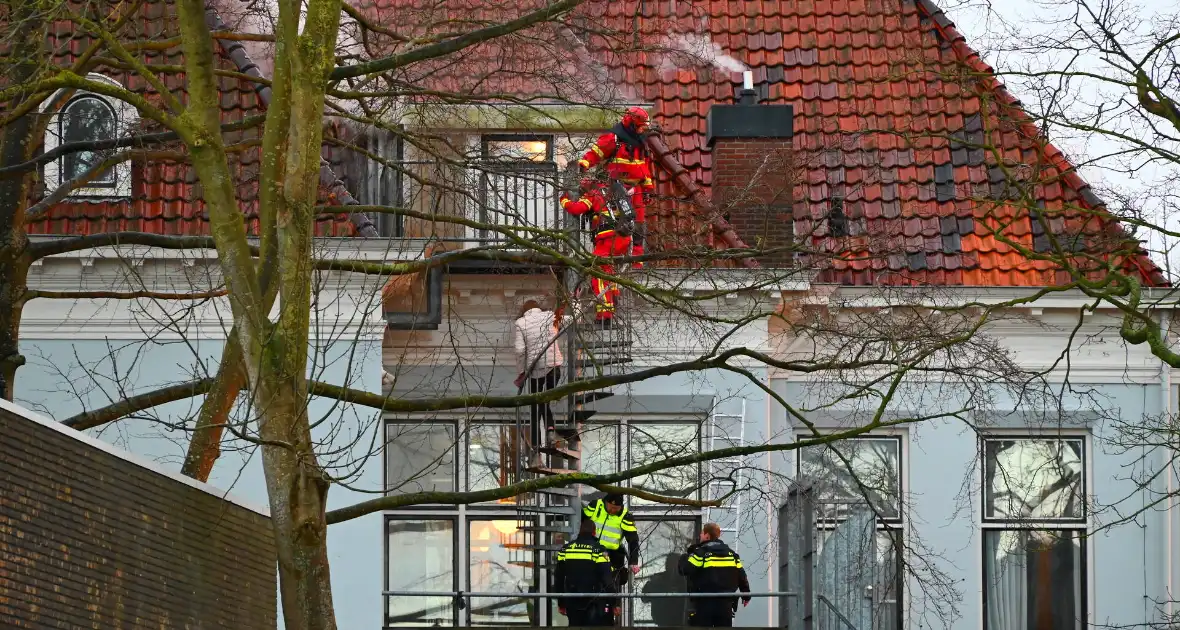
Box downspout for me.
[1162,308,1175,620]
[204,5,379,237]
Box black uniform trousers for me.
[565,601,613,627]
[688,601,735,627]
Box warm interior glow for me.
[492,520,518,536]
[521,141,548,161]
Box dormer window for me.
[60,96,118,186]
[40,74,137,199]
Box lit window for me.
[40,74,137,198]
[981,436,1088,630]
[468,519,535,626]
[485,138,551,163]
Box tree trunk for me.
[0,1,41,401]
[258,390,337,630]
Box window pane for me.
[387,519,455,626]
[486,139,550,162]
[629,423,701,505]
[469,520,535,626]
[632,520,696,627]
[983,529,1084,630]
[467,423,522,502]
[386,422,456,494]
[61,96,116,183]
[798,437,902,521]
[984,439,1084,520]
[580,423,619,477]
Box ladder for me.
[703,398,747,539]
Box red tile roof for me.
[24,0,365,237]
[373,0,1165,286]
[596,0,1168,286]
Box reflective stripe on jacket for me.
[582,499,637,551]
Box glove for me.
[631,564,641,575]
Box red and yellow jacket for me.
[577,126,655,192]
[560,186,628,237]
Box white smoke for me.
[657,31,750,74]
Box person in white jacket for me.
[513,299,571,450]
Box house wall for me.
[769,304,1178,630]
[15,251,389,630]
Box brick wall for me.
[711,138,795,265]
[0,405,277,629]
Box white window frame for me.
[40,73,137,199]
[794,431,909,630]
[977,431,1093,630]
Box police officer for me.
[678,523,751,627]
[582,492,641,593]
[553,519,615,626]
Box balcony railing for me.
[401,160,567,251]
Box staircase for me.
[503,191,636,619]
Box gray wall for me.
[17,336,385,630]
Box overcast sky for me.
[941,0,1180,268]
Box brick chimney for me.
[706,71,795,264]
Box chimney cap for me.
[706,102,795,146]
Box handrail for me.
[815,594,859,630]
[383,590,797,598]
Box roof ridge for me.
[202,3,378,237]
[912,0,1165,284]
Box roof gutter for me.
[203,5,379,237]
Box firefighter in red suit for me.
[577,107,656,267]
[560,183,631,323]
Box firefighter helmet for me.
[622,107,650,132]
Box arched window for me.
[40,74,137,198]
[59,95,118,186]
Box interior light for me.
[478,526,491,540]
[492,520,518,536]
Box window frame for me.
[384,515,460,628]
[978,432,1092,630]
[474,134,557,246]
[464,420,525,502]
[58,95,119,188]
[794,433,908,629]
[980,435,1087,524]
[465,516,538,627]
[40,73,137,199]
[626,419,706,505]
[795,434,905,524]
[627,515,702,627]
[382,419,459,504]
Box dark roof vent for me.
[828,196,848,237]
